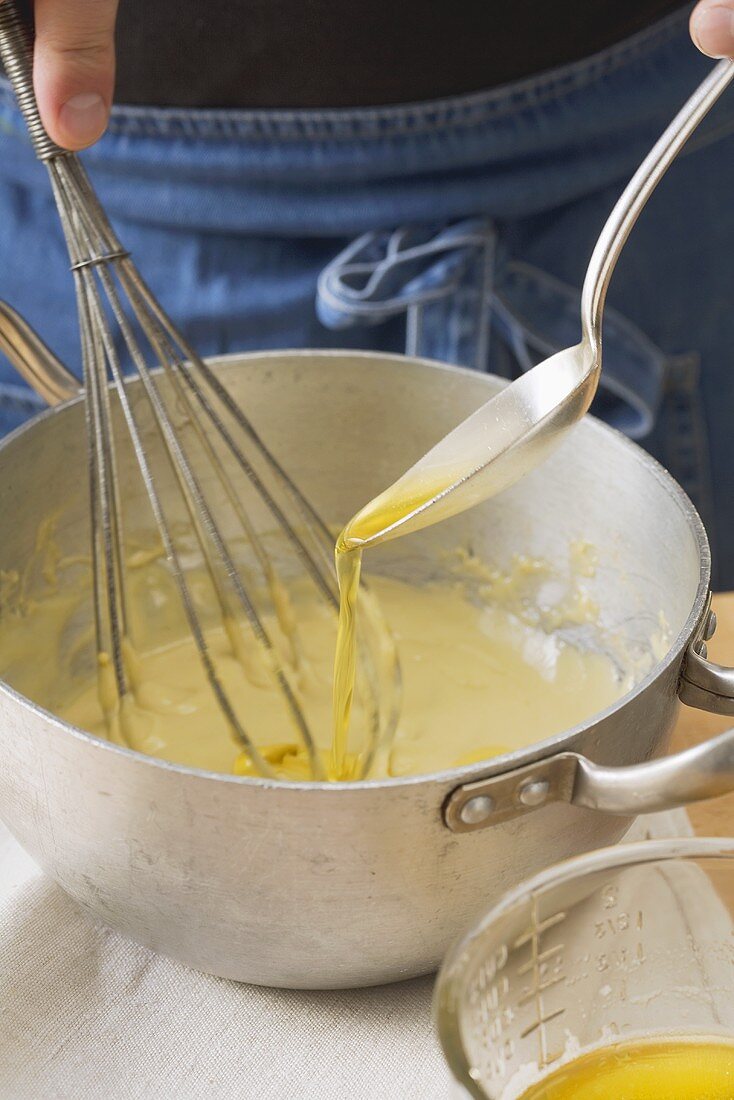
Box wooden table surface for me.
[672,592,734,837]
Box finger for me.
[690,0,734,59]
[32,0,119,150]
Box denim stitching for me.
[0,7,690,144]
[111,8,691,142]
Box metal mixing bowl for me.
[0,348,731,988]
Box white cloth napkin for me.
[0,811,693,1100]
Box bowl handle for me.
[0,300,80,405]
[679,595,734,714]
[443,729,734,833]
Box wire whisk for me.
[0,0,400,780]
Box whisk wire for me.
[58,172,129,709]
[106,267,326,776]
[121,262,394,759]
[46,158,267,765]
[0,0,403,779]
[131,276,340,596]
[49,152,329,776]
[90,268,280,776]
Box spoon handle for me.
[581,58,734,348]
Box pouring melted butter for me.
[331,541,362,778]
[515,1038,734,1099]
[331,478,452,779]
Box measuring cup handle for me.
[0,300,80,406]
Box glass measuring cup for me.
[435,837,734,1099]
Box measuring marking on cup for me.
[514,898,567,1070]
[436,838,734,1100]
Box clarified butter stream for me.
[331,477,456,779]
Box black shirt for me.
[17,1,688,109]
[113,0,686,108]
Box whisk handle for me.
[0,0,65,160]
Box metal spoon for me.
[343,59,734,550]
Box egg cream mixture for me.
[516,1038,734,1099]
[0,519,638,780]
[330,485,624,779]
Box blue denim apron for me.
[1,6,733,583]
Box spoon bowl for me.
[343,343,596,548]
[345,59,734,551]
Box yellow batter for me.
[58,573,625,779]
[0,538,627,780]
[516,1038,734,1099]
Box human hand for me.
[27,0,118,151]
[691,0,734,59]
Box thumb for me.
[691,0,734,58]
[32,0,119,150]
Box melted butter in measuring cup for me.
[516,1038,734,1099]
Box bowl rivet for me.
[519,779,550,807]
[460,795,494,825]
